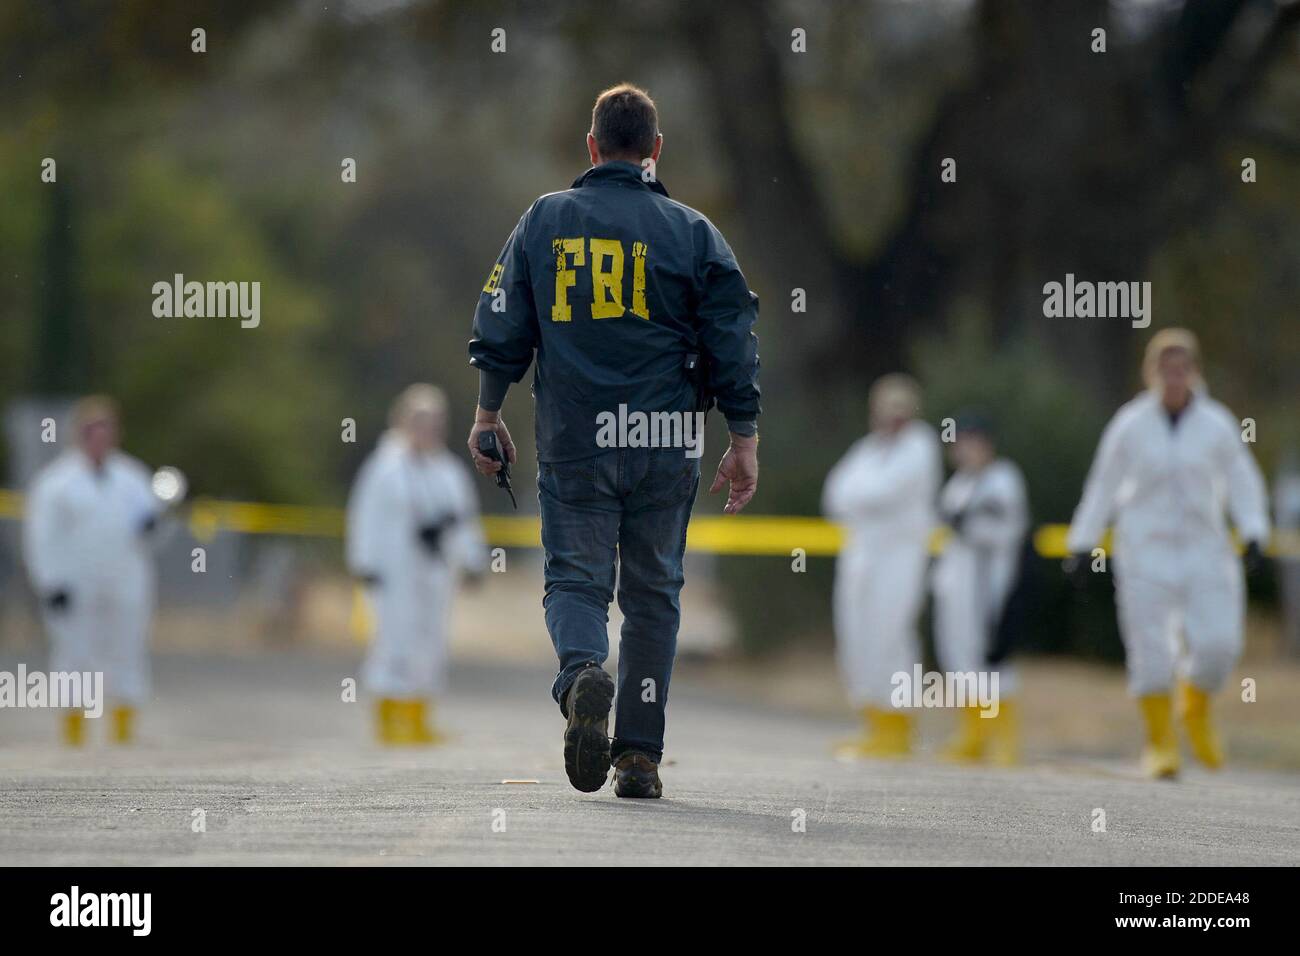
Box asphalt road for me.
[0,650,1297,866]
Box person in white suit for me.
[823,374,941,758]
[347,384,488,745]
[1066,329,1269,777]
[23,396,164,745]
[931,415,1029,764]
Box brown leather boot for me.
[612,751,662,799]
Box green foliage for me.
[0,143,343,503]
[915,310,1126,659]
[914,306,1108,524]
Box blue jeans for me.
[539,447,700,763]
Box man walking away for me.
[466,84,761,798]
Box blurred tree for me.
[35,177,82,393]
[688,0,1299,397]
[0,0,1294,658]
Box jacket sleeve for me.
[821,445,865,520]
[23,468,63,594]
[122,456,175,551]
[822,432,935,520]
[694,221,760,432]
[1224,419,1270,546]
[446,460,490,575]
[1066,409,1130,554]
[468,205,540,393]
[963,465,1030,549]
[346,454,389,577]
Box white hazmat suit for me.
[1067,391,1269,696]
[23,449,161,705]
[346,435,488,698]
[823,421,941,708]
[932,458,1029,692]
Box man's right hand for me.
[467,410,517,477]
[710,434,758,514]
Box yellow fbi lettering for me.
[552,237,649,322]
[590,238,624,319]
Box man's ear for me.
[650,133,663,164]
[587,132,600,166]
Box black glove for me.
[45,589,71,613]
[418,523,444,556]
[1061,552,1092,591]
[1243,541,1265,576]
[417,515,456,557]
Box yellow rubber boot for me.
[405,701,429,743]
[986,699,1021,767]
[408,700,448,746]
[62,711,86,747]
[110,706,135,744]
[939,705,986,762]
[1138,694,1180,779]
[395,701,421,745]
[377,698,403,745]
[834,707,912,759]
[1179,681,1223,770]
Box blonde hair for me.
[388,383,447,430]
[1142,328,1202,391]
[869,373,922,422]
[71,395,120,433]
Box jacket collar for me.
[571,161,670,197]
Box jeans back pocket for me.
[541,460,602,504]
[642,451,700,508]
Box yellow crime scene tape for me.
[2,488,1294,558]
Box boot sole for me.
[614,778,662,799]
[563,668,615,793]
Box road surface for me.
[0,650,1297,865]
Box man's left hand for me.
[710,434,758,514]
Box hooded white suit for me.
[23,449,161,704]
[1067,391,1269,695]
[346,436,488,698]
[932,458,1029,693]
[823,421,941,708]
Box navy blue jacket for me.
[468,161,761,462]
